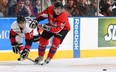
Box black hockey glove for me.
[12,45,19,54]
[41,24,51,31]
[29,19,38,29]
[20,48,30,60]
[32,34,40,42]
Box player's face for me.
[54,8,63,15]
[18,22,26,29]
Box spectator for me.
[99,0,112,16]
[51,0,62,5]
[24,0,35,16]
[76,0,90,16]
[87,0,97,16]
[64,0,78,16]
[8,0,17,7]
[8,0,29,17]
[0,6,3,17]
[112,0,116,16]
[0,0,8,17]
[32,0,42,16]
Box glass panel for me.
[0,0,115,17]
[0,0,42,17]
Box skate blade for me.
[34,61,45,65]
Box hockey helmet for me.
[17,15,26,24]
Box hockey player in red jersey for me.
[9,15,40,60]
[34,2,71,64]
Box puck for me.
[103,69,107,71]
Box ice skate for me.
[40,58,51,65]
[34,56,43,64]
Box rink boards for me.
[1,17,116,61]
[0,18,74,61]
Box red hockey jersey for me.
[36,6,71,34]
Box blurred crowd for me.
[0,0,41,17]
[0,0,116,17]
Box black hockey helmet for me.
[17,15,26,24]
[54,2,64,9]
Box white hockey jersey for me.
[10,17,40,50]
[11,17,39,37]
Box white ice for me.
[1,57,116,72]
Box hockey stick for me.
[18,52,35,62]
[18,57,45,65]
[27,57,45,65]
[27,58,35,62]
[27,57,47,65]
[18,57,36,63]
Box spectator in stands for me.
[8,0,29,17]
[99,0,112,16]
[0,0,8,17]
[24,0,35,16]
[8,0,17,7]
[56,0,62,2]
[112,0,116,16]
[32,0,42,16]
[76,0,90,16]
[64,0,78,16]
[51,0,63,5]
[0,6,3,17]
[87,0,97,16]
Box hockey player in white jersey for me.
[9,15,40,60]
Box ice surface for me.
[1,57,116,72]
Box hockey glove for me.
[12,45,19,54]
[20,48,30,60]
[41,24,51,31]
[32,34,40,42]
[29,19,38,29]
